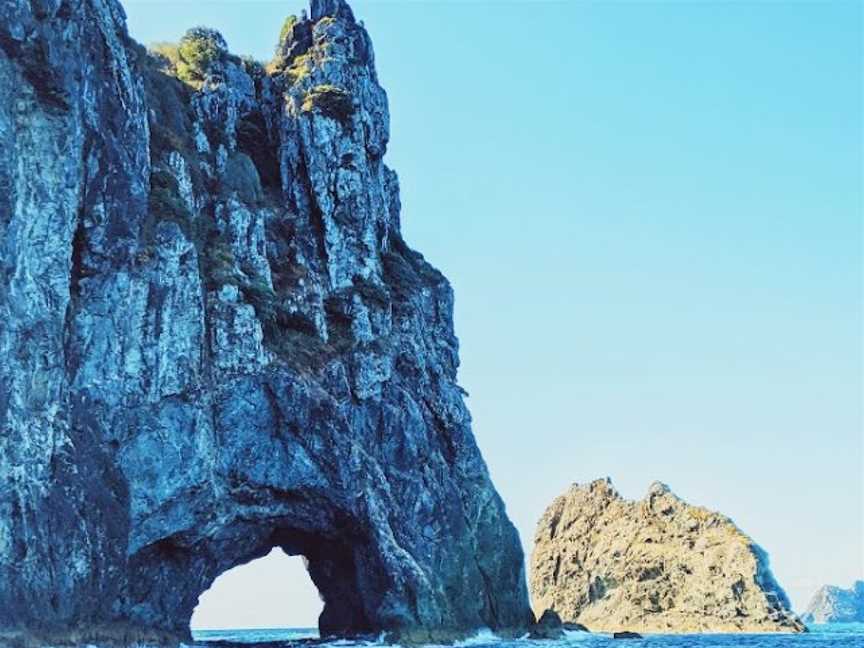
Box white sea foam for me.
[453,628,502,647]
[186,624,864,647]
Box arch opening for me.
[127,517,386,642]
[191,548,323,639]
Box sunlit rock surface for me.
[0,0,532,643]
[802,582,864,624]
[530,479,805,634]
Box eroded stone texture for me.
[0,0,532,643]
[530,479,805,634]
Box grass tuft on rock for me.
[301,85,354,123]
[148,170,191,221]
[278,15,299,47]
[283,52,313,84]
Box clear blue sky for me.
[124,0,863,630]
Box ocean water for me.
[191,625,864,647]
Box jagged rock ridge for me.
[0,0,532,643]
[530,479,805,634]
[802,581,864,624]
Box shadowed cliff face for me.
[0,0,532,642]
[802,582,864,624]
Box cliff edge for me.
[0,0,531,643]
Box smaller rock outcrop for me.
[531,479,805,634]
[529,610,566,640]
[528,610,590,640]
[802,581,864,624]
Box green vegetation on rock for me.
[176,27,227,83]
[278,15,299,46]
[203,241,239,289]
[148,169,192,224]
[147,27,230,86]
[283,52,313,84]
[149,42,182,69]
[301,85,354,123]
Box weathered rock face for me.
[0,0,532,643]
[802,581,864,624]
[530,479,805,634]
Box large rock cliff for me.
[530,479,804,634]
[802,581,864,624]
[0,0,532,643]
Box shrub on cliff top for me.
[176,27,228,83]
[149,42,182,69]
[270,15,313,80]
[278,15,299,47]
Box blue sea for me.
[191,625,864,647]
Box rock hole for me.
[190,548,323,638]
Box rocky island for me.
[802,581,864,624]
[0,0,532,644]
[530,479,805,634]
